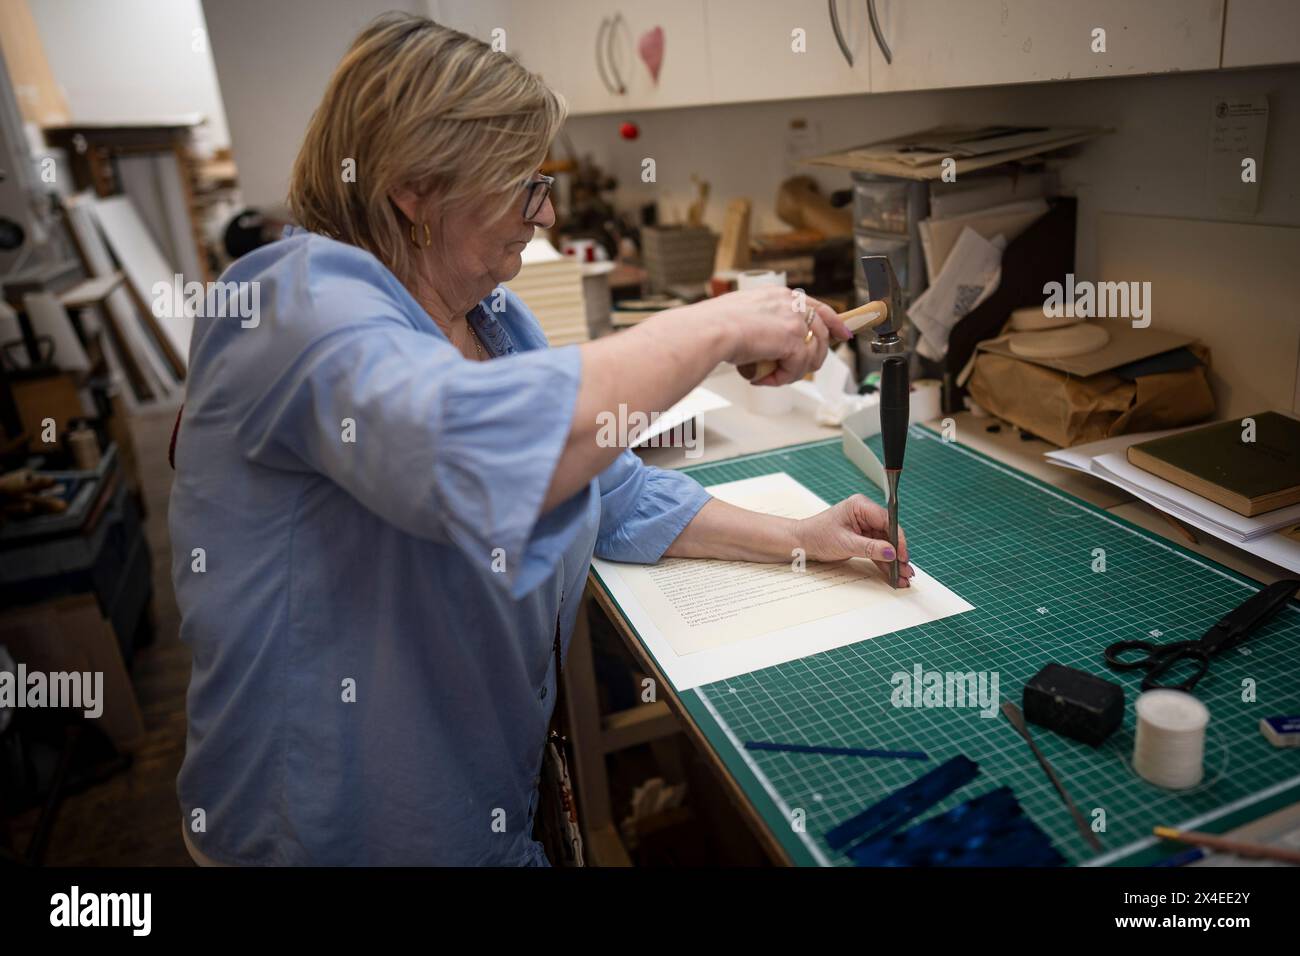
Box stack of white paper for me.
[592,472,973,690]
[929,169,1055,219]
[1045,429,1300,573]
[633,386,730,448]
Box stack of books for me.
[1045,412,1300,574]
[504,240,589,347]
[1126,412,1300,519]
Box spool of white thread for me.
[1133,690,1210,790]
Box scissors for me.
[1105,579,1299,692]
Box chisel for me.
[880,353,907,588]
[860,256,907,589]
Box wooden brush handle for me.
[1154,826,1300,864]
[743,300,889,383]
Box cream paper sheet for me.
[591,472,974,690]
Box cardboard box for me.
[0,595,145,752]
[12,371,85,452]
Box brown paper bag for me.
[967,345,1215,447]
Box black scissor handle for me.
[1104,640,1165,670]
[1204,578,1300,654]
[1139,647,1213,692]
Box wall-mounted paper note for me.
[1208,94,1268,216]
[591,472,973,690]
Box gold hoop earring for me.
[409,222,431,248]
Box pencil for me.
[1154,826,1300,864]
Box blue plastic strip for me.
[825,754,979,852]
[1151,847,1206,867]
[744,741,928,761]
[847,786,1065,867]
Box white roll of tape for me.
[736,269,787,290]
[1133,690,1210,790]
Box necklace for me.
[467,321,485,359]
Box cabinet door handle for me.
[868,0,893,64]
[606,12,628,94]
[595,17,618,94]
[828,0,853,66]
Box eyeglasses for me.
[522,174,554,220]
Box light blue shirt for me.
[170,228,710,865]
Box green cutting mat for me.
[598,427,1300,866]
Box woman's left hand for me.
[795,494,915,587]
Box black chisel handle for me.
[880,356,909,471]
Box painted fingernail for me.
[880,546,896,560]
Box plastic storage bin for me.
[851,174,911,234]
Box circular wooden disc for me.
[1008,305,1084,332]
[1008,322,1110,358]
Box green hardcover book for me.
[1126,412,1300,517]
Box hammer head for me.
[859,255,906,354]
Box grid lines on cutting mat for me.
[681,431,1300,866]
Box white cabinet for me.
[1222,0,1300,67]
[533,1,713,115]
[866,0,1225,93]
[707,0,871,104]
[433,0,1300,113]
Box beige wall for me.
[563,64,1300,280]
[194,2,1300,412]
[203,0,1300,283]
[201,0,424,207]
[30,0,230,150]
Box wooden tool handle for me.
[1154,826,1300,864]
[838,300,892,331]
[743,301,889,383]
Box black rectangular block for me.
[1023,663,1124,747]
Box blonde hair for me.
[288,13,566,289]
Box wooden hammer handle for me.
[743,300,890,383]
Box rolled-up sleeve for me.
[235,315,586,600]
[594,450,711,563]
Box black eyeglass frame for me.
[523,174,555,220]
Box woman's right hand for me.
[684,286,853,386]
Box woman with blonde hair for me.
[170,12,911,866]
